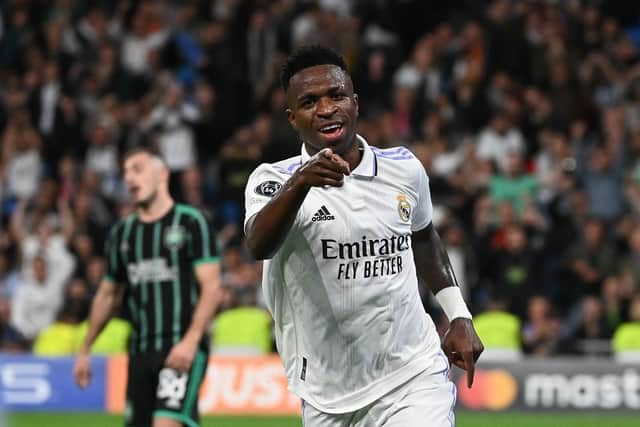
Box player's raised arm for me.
[245,148,350,260]
[74,277,124,388]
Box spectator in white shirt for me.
[476,110,525,173]
[85,118,120,198]
[143,82,199,173]
[120,12,168,77]
[10,248,75,340]
[1,114,43,201]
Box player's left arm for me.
[165,262,221,372]
[410,161,483,388]
[413,224,484,387]
[165,213,221,373]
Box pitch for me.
[7,412,639,427]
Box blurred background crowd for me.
[1,0,640,358]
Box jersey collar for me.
[300,134,378,178]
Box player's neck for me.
[137,194,174,223]
[342,138,363,172]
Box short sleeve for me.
[187,210,219,266]
[104,223,126,284]
[411,164,433,232]
[243,163,288,234]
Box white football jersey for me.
[244,135,442,413]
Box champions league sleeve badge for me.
[397,194,411,222]
[255,180,282,197]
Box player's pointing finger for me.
[463,351,475,388]
[320,148,333,158]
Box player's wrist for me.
[182,330,201,347]
[78,344,91,356]
[435,286,472,321]
[289,171,311,192]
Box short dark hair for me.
[122,145,166,165]
[280,45,348,91]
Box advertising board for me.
[1,355,637,414]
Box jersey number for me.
[157,368,188,408]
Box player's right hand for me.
[73,352,92,389]
[293,148,351,188]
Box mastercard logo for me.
[457,369,518,410]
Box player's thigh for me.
[381,369,456,427]
[301,400,353,427]
[153,417,182,427]
[153,350,208,427]
[126,353,162,427]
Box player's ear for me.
[286,108,298,131]
[353,93,359,118]
[160,163,170,184]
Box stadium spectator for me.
[476,110,525,174]
[618,224,640,287]
[33,304,81,356]
[601,275,630,333]
[522,295,562,356]
[561,218,617,306]
[472,298,521,359]
[0,295,25,352]
[0,252,19,299]
[575,114,626,221]
[491,223,539,318]
[612,292,640,359]
[120,9,168,82]
[10,249,75,341]
[212,286,272,355]
[74,317,131,355]
[84,117,120,198]
[353,49,392,116]
[142,80,200,198]
[489,150,539,214]
[10,198,74,279]
[0,112,43,201]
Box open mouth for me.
[318,123,344,140]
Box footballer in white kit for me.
[244,46,483,427]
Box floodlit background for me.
[0,0,639,426]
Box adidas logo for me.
[312,206,335,222]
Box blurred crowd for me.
[1,0,640,357]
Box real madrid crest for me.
[164,225,186,250]
[397,194,411,222]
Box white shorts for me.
[301,352,456,427]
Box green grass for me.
[6,412,638,427]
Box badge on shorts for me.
[255,181,282,197]
[164,225,186,250]
[397,194,411,222]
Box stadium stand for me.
[0,0,639,358]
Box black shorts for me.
[125,350,208,427]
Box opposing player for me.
[244,46,483,426]
[74,147,221,427]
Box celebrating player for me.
[244,45,483,426]
[74,147,221,427]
